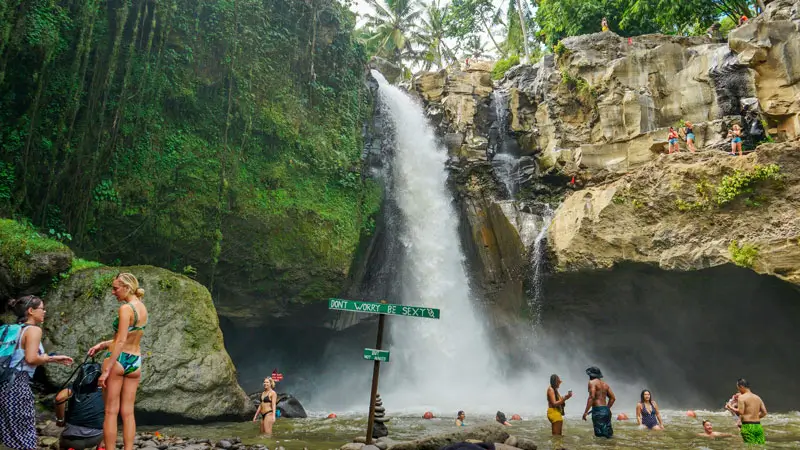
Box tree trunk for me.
[515,0,531,62]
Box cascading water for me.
[489,89,522,198]
[526,205,554,326]
[370,70,504,413]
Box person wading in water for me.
[581,366,615,438]
[729,378,767,444]
[252,377,278,435]
[636,389,664,430]
[546,374,573,435]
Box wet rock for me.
[277,393,308,418]
[38,436,59,449]
[36,420,62,437]
[386,424,510,450]
[508,437,537,450]
[363,446,381,450]
[341,443,366,450]
[494,444,523,450]
[216,440,232,449]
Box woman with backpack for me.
[0,295,73,450]
[88,273,148,450]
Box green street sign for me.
[328,298,440,319]
[363,348,390,362]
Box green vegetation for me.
[0,219,69,280]
[729,240,759,268]
[560,70,596,104]
[675,165,782,211]
[70,258,103,273]
[0,0,381,302]
[535,0,753,48]
[492,55,521,80]
[715,164,782,206]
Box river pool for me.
[146,410,800,449]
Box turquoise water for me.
[146,410,800,449]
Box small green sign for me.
[328,298,441,319]
[363,348,390,362]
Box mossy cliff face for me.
[549,142,800,286]
[0,0,380,323]
[43,265,251,422]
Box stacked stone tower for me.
[372,393,389,438]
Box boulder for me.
[370,57,403,84]
[43,266,252,422]
[341,444,365,450]
[0,219,73,301]
[386,424,510,450]
[277,393,308,418]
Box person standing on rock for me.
[682,122,697,153]
[667,127,680,154]
[601,17,609,32]
[546,374,573,435]
[729,124,744,156]
[581,366,615,438]
[88,273,148,450]
[728,378,767,444]
[0,295,74,450]
[252,377,278,435]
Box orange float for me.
[423,411,434,419]
[327,413,337,419]
[510,414,522,421]
[686,410,697,418]
[616,413,629,421]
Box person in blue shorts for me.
[682,121,697,153]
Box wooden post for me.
[365,312,385,445]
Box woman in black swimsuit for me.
[636,390,664,430]
[252,377,277,435]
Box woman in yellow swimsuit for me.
[252,377,278,435]
[547,374,573,435]
[88,273,148,450]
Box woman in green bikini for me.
[88,273,148,450]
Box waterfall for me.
[371,71,502,413]
[489,89,522,198]
[526,204,554,326]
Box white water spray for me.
[527,205,554,326]
[371,71,503,413]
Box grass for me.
[675,165,782,212]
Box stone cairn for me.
[372,393,389,438]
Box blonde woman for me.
[88,273,148,450]
[252,377,278,435]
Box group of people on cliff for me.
[0,273,148,450]
[666,122,747,156]
[455,367,768,444]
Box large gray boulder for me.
[386,424,510,450]
[43,265,252,422]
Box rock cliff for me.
[549,142,800,286]
[409,0,800,293]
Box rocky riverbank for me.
[340,424,538,450]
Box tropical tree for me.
[413,0,458,70]
[362,0,424,67]
[447,0,508,57]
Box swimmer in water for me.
[698,420,733,438]
[582,366,615,438]
[725,392,742,428]
[455,410,466,426]
[496,411,512,426]
[636,390,664,430]
[728,378,767,444]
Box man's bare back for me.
[738,391,767,423]
[589,379,614,406]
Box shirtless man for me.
[698,420,733,438]
[729,378,767,444]
[581,366,615,438]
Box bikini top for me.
[686,126,693,134]
[111,303,147,333]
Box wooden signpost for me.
[328,298,441,445]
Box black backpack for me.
[64,360,104,429]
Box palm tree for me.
[363,0,424,68]
[414,0,458,70]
